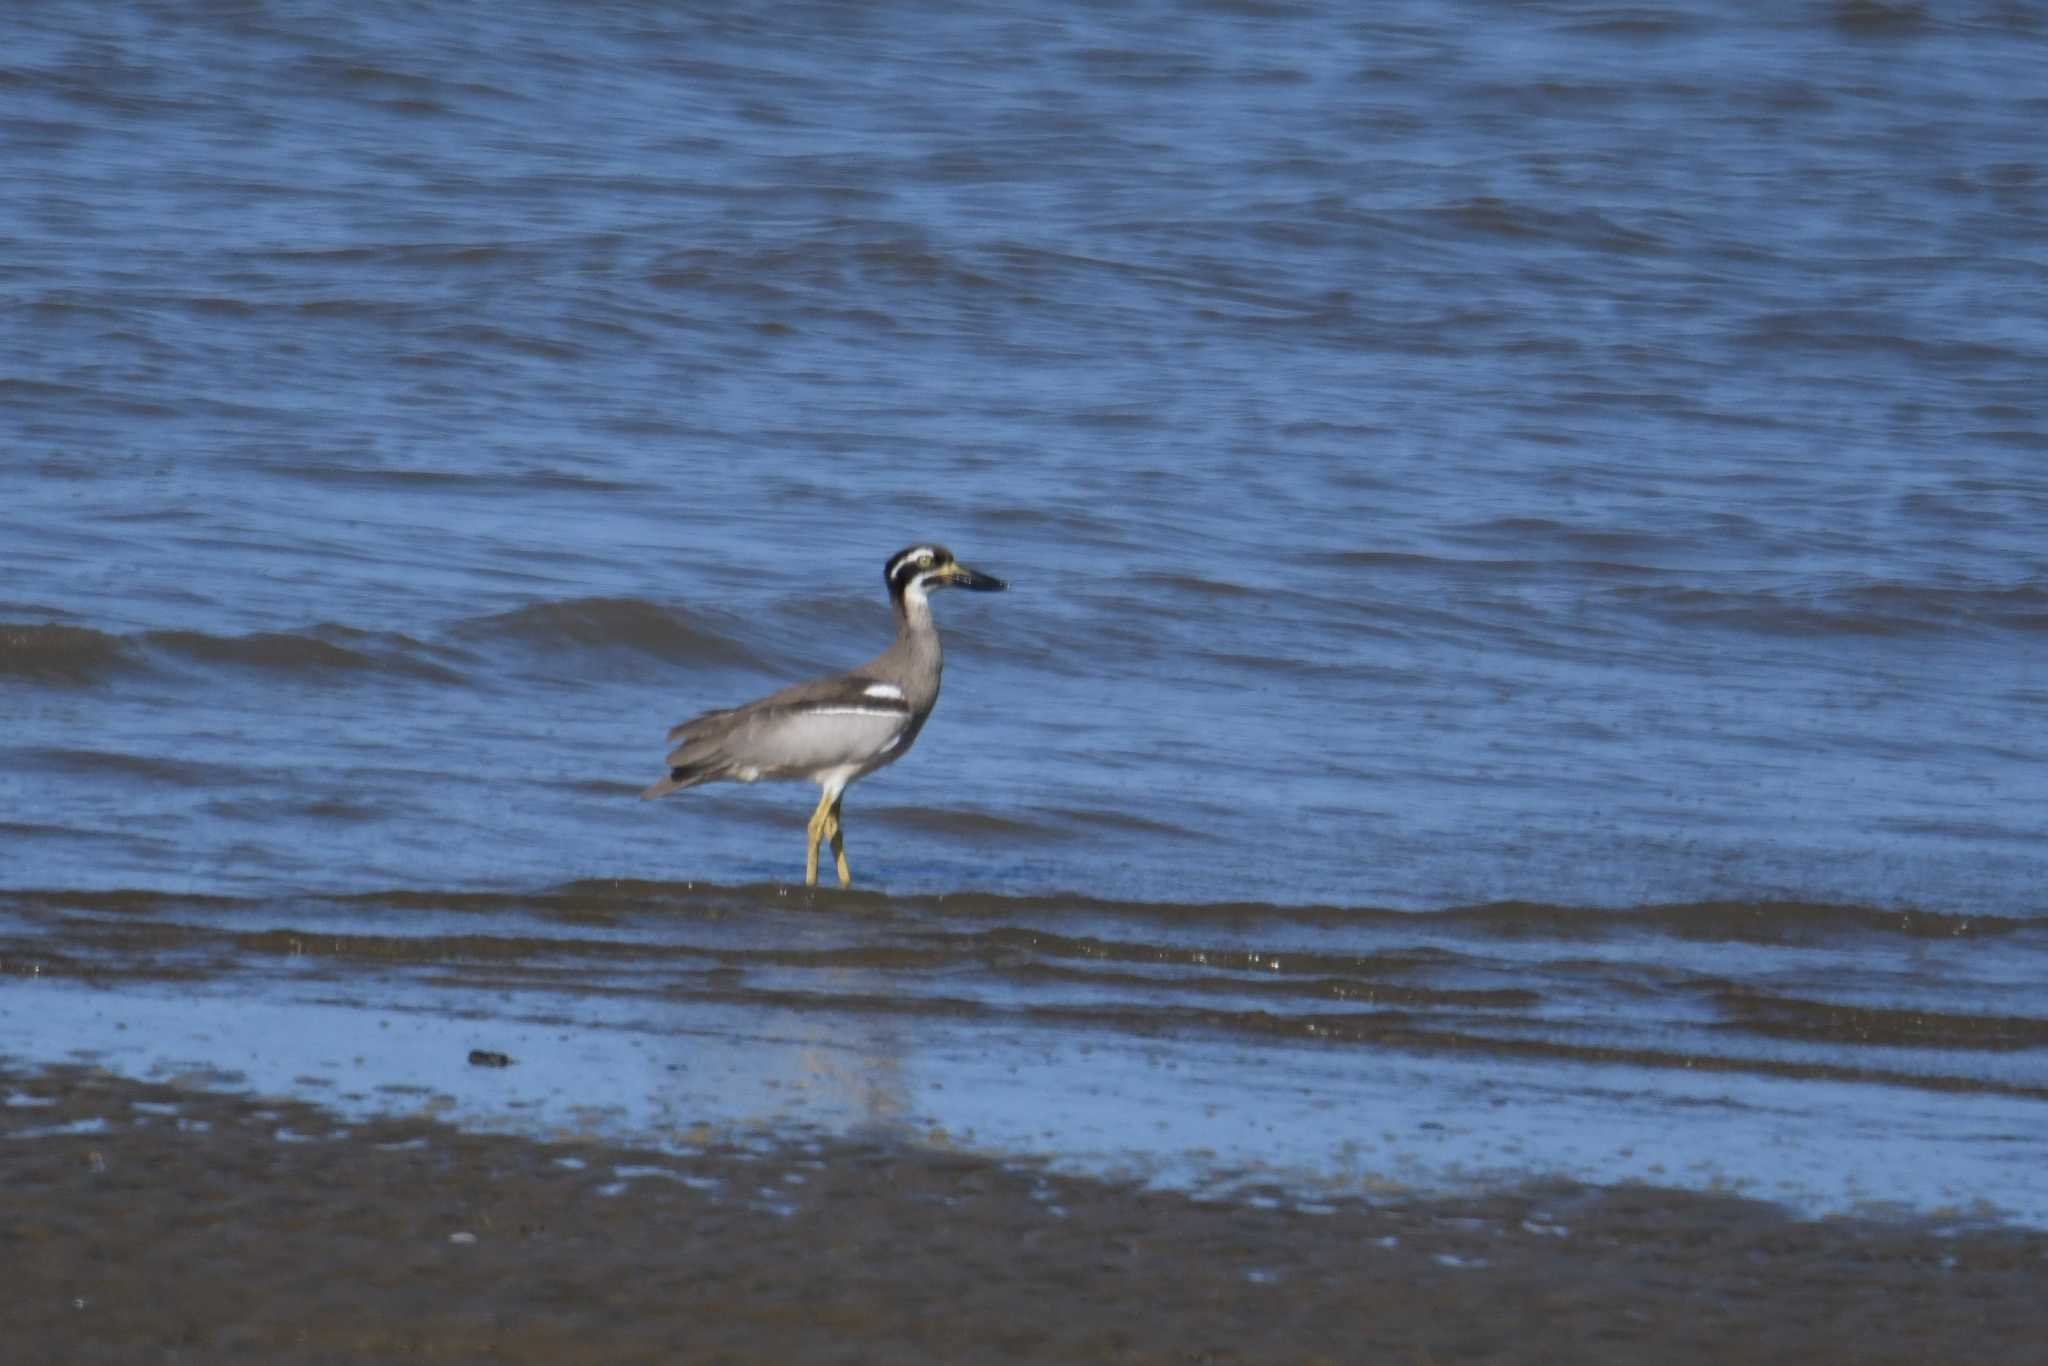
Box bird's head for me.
[885,544,1006,604]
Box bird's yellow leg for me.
[825,795,851,888]
[804,788,834,888]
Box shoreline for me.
[6,1060,2045,1364]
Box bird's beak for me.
[940,562,1007,592]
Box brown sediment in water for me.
[4,1063,2044,1365]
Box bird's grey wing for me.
[724,697,913,777]
[664,704,738,745]
[663,669,890,742]
[748,669,908,711]
[662,673,911,775]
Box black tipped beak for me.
[947,564,1007,592]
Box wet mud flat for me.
[6,1063,2044,1366]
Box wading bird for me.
[641,544,1006,887]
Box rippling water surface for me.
[3,1,2046,1222]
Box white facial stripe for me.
[863,682,905,699]
[888,546,946,582]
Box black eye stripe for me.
[885,544,954,591]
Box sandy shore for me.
[5,1061,2044,1364]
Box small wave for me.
[0,888,244,914]
[0,620,466,687]
[1420,199,1668,254]
[1003,958,1537,1011]
[1317,550,1454,572]
[1028,806,1199,838]
[141,627,466,683]
[450,597,780,672]
[5,883,2031,948]
[1613,581,2048,637]
[1713,989,2048,1051]
[1829,1,1932,37]
[1739,310,2018,364]
[1447,517,1690,557]
[1556,899,2028,944]
[0,623,137,684]
[274,463,640,494]
[1317,550,1662,581]
[1560,11,1704,36]
[1070,47,1213,87]
[1128,572,1261,600]
[1056,1005,2048,1101]
[18,749,252,787]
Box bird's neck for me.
[889,590,943,676]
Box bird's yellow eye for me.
[916,552,934,568]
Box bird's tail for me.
[640,762,711,801]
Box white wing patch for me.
[863,682,905,700]
[805,706,906,718]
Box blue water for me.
[3,0,2046,1222]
